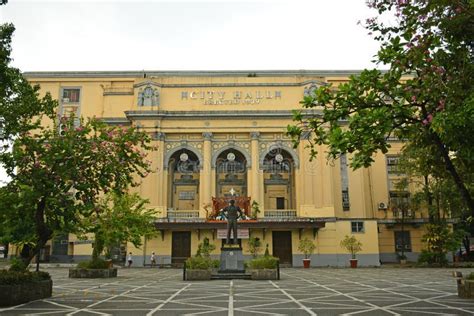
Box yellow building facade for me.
[24,70,431,267]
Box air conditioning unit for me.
[62,98,70,103]
[378,202,387,210]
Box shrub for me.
[186,256,219,270]
[0,269,51,285]
[417,249,448,266]
[467,272,474,280]
[77,258,109,269]
[247,256,279,269]
[340,235,363,259]
[248,237,261,258]
[9,257,28,272]
[195,237,215,258]
[298,238,316,259]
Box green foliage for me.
[8,257,28,272]
[417,249,448,267]
[288,0,474,215]
[76,258,110,269]
[298,238,316,259]
[419,221,463,266]
[0,270,50,285]
[340,235,363,259]
[264,243,270,257]
[77,192,158,260]
[467,272,474,280]
[195,237,215,258]
[247,256,279,269]
[251,201,261,219]
[186,256,219,270]
[248,237,262,258]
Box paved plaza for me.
[1,267,474,315]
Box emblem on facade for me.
[137,84,160,106]
[303,83,318,98]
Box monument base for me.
[219,245,245,273]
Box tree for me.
[248,237,262,258]
[288,0,474,216]
[0,116,153,267]
[77,192,158,261]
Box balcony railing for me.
[264,210,297,218]
[167,210,200,219]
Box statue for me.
[223,199,243,244]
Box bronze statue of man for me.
[223,199,242,244]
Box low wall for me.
[69,268,118,278]
[248,269,278,280]
[0,279,52,307]
[185,269,211,280]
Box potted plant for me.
[298,238,316,268]
[340,235,362,268]
[398,253,407,265]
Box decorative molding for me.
[164,144,203,170]
[153,132,165,141]
[211,143,251,168]
[250,132,260,140]
[258,141,299,169]
[125,110,321,120]
[202,132,213,141]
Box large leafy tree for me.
[78,192,158,261]
[288,0,474,215]
[0,117,152,266]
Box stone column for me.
[250,132,261,210]
[155,132,167,217]
[200,132,213,218]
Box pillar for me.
[200,132,213,218]
[250,132,261,207]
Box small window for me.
[351,221,364,233]
[386,156,401,174]
[62,88,80,103]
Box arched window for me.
[167,150,200,210]
[215,149,247,198]
[263,148,295,210]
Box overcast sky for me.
[1,0,380,72]
[1,0,379,184]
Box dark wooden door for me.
[172,231,191,265]
[272,231,293,265]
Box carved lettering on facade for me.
[181,90,282,105]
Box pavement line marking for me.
[307,269,474,315]
[282,271,400,316]
[146,283,191,316]
[269,280,316,316]
[229,280,234,316]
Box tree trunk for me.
[21,198,53,268]
[429,130,474,217]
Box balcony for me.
[264,210,297,218]
[167,210,200,219]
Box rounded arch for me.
[212,145,251,169]
[164,145,203,170]
[259,145,299,170]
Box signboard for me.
[181,90,282,105]
[217,229,249,239]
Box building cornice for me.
[22,69,378,79]
[124,109,321,120]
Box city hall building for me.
[22,70,431,267]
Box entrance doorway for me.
[172,231,191,266]
[272,231,293,265]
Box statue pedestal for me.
[219,244,245,273]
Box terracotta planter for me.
[350,259,358,268]
[303,259,311,268]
